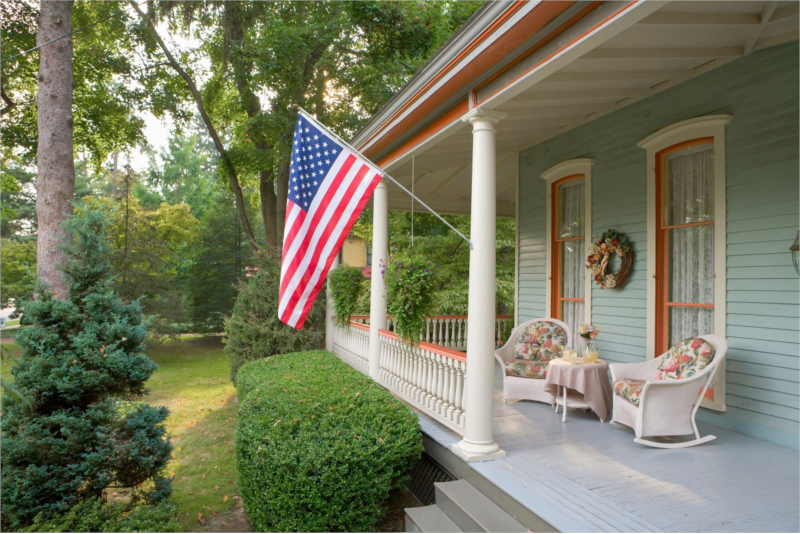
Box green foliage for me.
[183,184,253,333]
[0,160,36,237]
[388,212,516,315]
[1,206,173,530]
[328,265,367,327]
[383,249,438,344]
[79,194,200,339]
[224,254,324,383]
[0,237,36,313]
[26,498,182,533]
[1,1,188,170]
[235,351,423,532]
[142,128,216,219]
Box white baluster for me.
[435,356,445,413]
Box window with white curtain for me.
[640,115,729,411]
[657,140,715,352]
[553,177,585,346]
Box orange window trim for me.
[551,174,585,322]
[654,137,715,356]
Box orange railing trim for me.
[348,321,371,331]
[377,328,468,363]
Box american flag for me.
[278,111,382,329]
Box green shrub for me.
[235,351,423,532]
[382,249,438,344]
[328,265,367,327]
[224,253,324,383]
[26,498,182,533]
[1,206,173,530]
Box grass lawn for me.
[142,336,250,532]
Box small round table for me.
[545,358,613,422]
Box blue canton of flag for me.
[289,117,341,211]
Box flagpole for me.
[298,109,474,250]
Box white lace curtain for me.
[558,180,585,347]
[664,144,714,346]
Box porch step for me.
[406,479,528,533]
[435,480,528,533]
[405,505,463,533]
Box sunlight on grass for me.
[142,336,246,531]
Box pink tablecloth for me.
[545,359,613,422]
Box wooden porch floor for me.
[416,362,800,533]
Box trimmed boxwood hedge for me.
[235,351,423,532]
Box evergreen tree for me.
[1,206,173,529]
[224,252,324,383]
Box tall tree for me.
[35,0,75,298]
[154,1,481,249]
[129,0,260,253]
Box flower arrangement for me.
[585,229,634,289]
[579,323,599,340]
[328,265,366,327]
[382,246,438,345]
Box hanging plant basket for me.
[382,247,438,345]
[328,265,367,327]
[586,229,634,289]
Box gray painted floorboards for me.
[416,363,800,533]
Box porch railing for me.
[350,314,512,350]
[330,320,370,374]
[330,314,514,436]
[377,328,467,434]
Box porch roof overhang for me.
[357,0,799,218]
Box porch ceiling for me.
[371,0,798,219]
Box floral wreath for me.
[585,229,634,289]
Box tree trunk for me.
[224,8,278,249]
[276,161,290,246]
[259,168,277,250]
[112,150,118,196]
[35,0,75,299]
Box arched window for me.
[639,115,731,412]
[541,159,594,346]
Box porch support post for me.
[325,254,340,353]
[368,180,389,379]
[453,108,507,462]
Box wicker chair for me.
[494,318,572,405]
[609,334,727,449]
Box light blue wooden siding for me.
[517,42,799,448]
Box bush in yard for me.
[25,498,181,533]
[1,206,173,530]
[328,264,367,327]
[224,252,324,383]
[235,351,423,532]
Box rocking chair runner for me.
[609,334,728,448]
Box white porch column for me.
[325,254,340,352]
[453,108,507,462]
[368,180,389,379]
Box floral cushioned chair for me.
[494,318,571,404]
[609,335,728,448]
